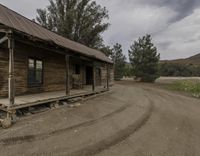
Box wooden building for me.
[0,5,113,127]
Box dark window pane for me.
[36,60,43,70]
[28,59,34,69]
[28,58,43,85]
[28,70,35,84]
[36,70,42,83]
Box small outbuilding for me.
[0,4,114,127]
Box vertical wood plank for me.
[92,62,96,91]
[81,60,84,89]
[65,55,70,95]
[107,63,110,91]
[8,32,15,107]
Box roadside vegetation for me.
[160,63,200,77]
[168,80,200,98]
[129,34,160,82]
[111,44,126,80]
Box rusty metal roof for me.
[0,4,112,63]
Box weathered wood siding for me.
[0,41,66,97]
[0,41,114,97]
[0,46,9,96]
[109,65,114,85]
[95,62,114,87]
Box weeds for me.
[168,80,200,98]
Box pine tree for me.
[112,43,126,80]
[129,35,160,82]
[100,45,113,57]
[36,0,109,49]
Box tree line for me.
[101,35,160,82]
[36,0,161,82]
[159,63,200,77]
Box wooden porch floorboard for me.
[0,86,106,111]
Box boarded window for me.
[28,58,43,86]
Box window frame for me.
[27,57,44,87]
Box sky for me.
[1,0,200,60]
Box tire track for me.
[65,99,154,156]
[0,102,132,146]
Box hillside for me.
[161,53,200,65]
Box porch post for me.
[8,31,15,107]
[92,62,96,91]
[106,63,110,91]
[65,55,70,95]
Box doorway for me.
[86,66,93,85]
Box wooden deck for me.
[0,86,107,111]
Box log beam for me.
[7,32,15,107]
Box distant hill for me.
[161,53,200,65]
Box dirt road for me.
[97,81,200,156]
[0,81,200,156]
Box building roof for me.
[0,4,112,63]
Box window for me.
[28,58,43,86]
[75,64,80,75]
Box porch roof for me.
[0,4,112,63]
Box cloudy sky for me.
[1,0,200,60]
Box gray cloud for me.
[186,35,200,43]
[112,0,200,24]
[0,0,48,19]
[141,0,200,22]
[1,0,200,60]
[99,0,200,59]
[157,41,172,50]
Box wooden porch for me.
[0,86,107,112]
[0,26,111,128]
